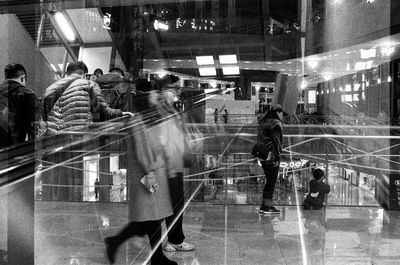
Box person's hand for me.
[122,111,134,117]
[144,171,159,193]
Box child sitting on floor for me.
[303,168,330,210]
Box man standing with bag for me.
[257,104,285,214]
[0,63,38,147]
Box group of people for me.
[255,104,330,214]
[0,61,194,265]
[213,108,229,124]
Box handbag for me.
[251,142,273,160]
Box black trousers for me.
[165,172,185,244]
[112,220,164,263]
[261,162,280,200]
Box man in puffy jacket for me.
[41,61,132,201]
[43,62,129,134]
[0,63,38,147]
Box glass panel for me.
[1,0,400,264]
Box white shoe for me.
[164,241,194,252]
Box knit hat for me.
[312,168,325,180]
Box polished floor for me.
[34,200,400,265]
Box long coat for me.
[126,117,173,222]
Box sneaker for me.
[259,205,280,214]
[164,241,195,252]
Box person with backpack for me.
[95,67,136,120]
[303,168,330,210]
[0,63,38,147]
[257,104,285,214]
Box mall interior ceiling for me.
[0,0,299,84]
[1,0,399,100]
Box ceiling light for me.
[196,56,214,65]
[199,67,216,76]
[54,12,76,42]
[219,55,237,64]
[222,66,240,75]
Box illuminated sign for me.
[176,18,216,31]
[280,159,308,169]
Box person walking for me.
[94,178,100,199]
[159,90,194,253]
[213,108,219,123]
[0,63,38,147]
[104,91,177,265]
[222,109,229,124]
[258,104,285,214]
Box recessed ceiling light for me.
[199,67,216,76]
[219,54,237,64]
[54,12,76,42]
[196,56,214,65]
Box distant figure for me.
[213,108,219,123]
[90,68,104,81]
[222,109,229,124]
[136,69,152,93]
[303,168,330,210]
[94,68,104,78]
[94,178,100,199]
[0,63,38,148]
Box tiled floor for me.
[34,201,400,265]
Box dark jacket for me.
[257,118,283,163]
[96,73,136,116]
[303,179,330,210]
[43,76,122,134]
[0,80,37,147]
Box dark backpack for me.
[97,76,135,115]
[251,141,274,161]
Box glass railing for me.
[2,112,399,264]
